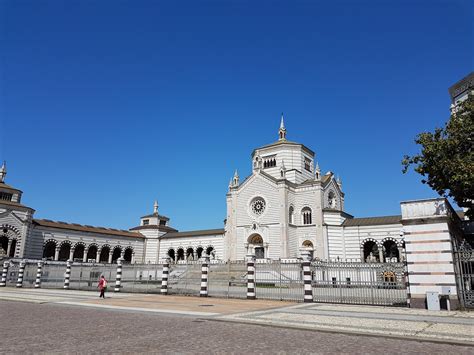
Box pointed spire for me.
[278,113,287,141]
[153,200,159,214]
[232,169,240,187]
[0,161,6,183]
[315,162,321,181]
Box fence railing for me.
[0,258,408,306]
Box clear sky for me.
[1,1,472,231]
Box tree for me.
[402,97,474,219]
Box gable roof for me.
[33,219,144,239]
[343,215,402,227]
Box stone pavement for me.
[1,288,473,346]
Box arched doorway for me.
[177,248,184,261]
[73,243,85,261]
[186,247,194,261]
[302,240,314,259]
[168,249,175,261]
[196,247,203,259]
[363,240,379,262]
[248,234,264,259]
[206,246,215,259]
[99,246,110,263]
[123,248,133,263]
[383,240,399,262]
[112,247,121,263]
[58,242,71,261]
[43,240,56,259]
[86,245,98,262]
[0,236,7,255]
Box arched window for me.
[99,245,110,263]
[302,207,312,225]
[58,242,71,261]
[289,206,294,224]
[73,243,85,261]
[167,249,175,261]
[112,247,122,262]
[43,240,57,259]
[123,248,133,263]
[196,247,204,259]
[328,191,336,209]
[86,244,98,262]
[363,240,379,262]
[383,240,399,262]
[177,248,185,261]
[186,247,194,261]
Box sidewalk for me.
[1,288,472,346]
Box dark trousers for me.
[99,288,105,298]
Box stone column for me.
[0,261,9,287]
[200,254,210,297]
[108,251,113,264]
[131,252,135,264]
[82,248,88,263]
[54,246,60,261]
[360,247,365,263]
[6,239,12,257]
[397,246,405,262]
[63,260,72,289]
[378,247,384,263]
[114,258,123,292]
[16,261,26,288]
[95,249,100,263]
[301,250,313,303]
[69,248,75,261]
[246,254,256,300]
[161,258,170,295]
[35,261,43,288]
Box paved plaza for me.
[0,288,473,354]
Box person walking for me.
[97,275,108,299]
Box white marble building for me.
[0,119,412,264]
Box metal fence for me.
[167,262,202,295]
[1,258,408,306]
[208,261,247,299]
[454,243,474,309]
[310,260,407,306]
[254,260,304,302]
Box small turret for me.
[315,162,321,181]
[337,175,342,189]
[230,170,240,188]
[153,200,159,214]
[0,161,6,183]
[278,114,287,141]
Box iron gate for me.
[310,260,407,306]
[454,241,474,309]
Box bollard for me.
[63,259,72,289]
[16,261,26,288]
[301,250,313,303]
[0,261,9,287]
[35,261,43,288]
[161,258,170,295]
[200,254,210,297]
[246,254,256,300]
[114,258,123,292]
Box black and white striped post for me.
[301,250,313,303]
[114,258,123,292]
[161,258,170,295]
[16,260,26,288]
[34,261,43,288]
[200,254,210,297]
[63,259,72,289]
[246,254,256,300]
[0,261,9,287]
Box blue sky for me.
[1,1,472,231]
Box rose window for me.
[251,198,266,216]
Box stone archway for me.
[248,234,264,259]
[43,240,57,259]
[58,241,71,261]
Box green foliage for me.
[402,97,474,218]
